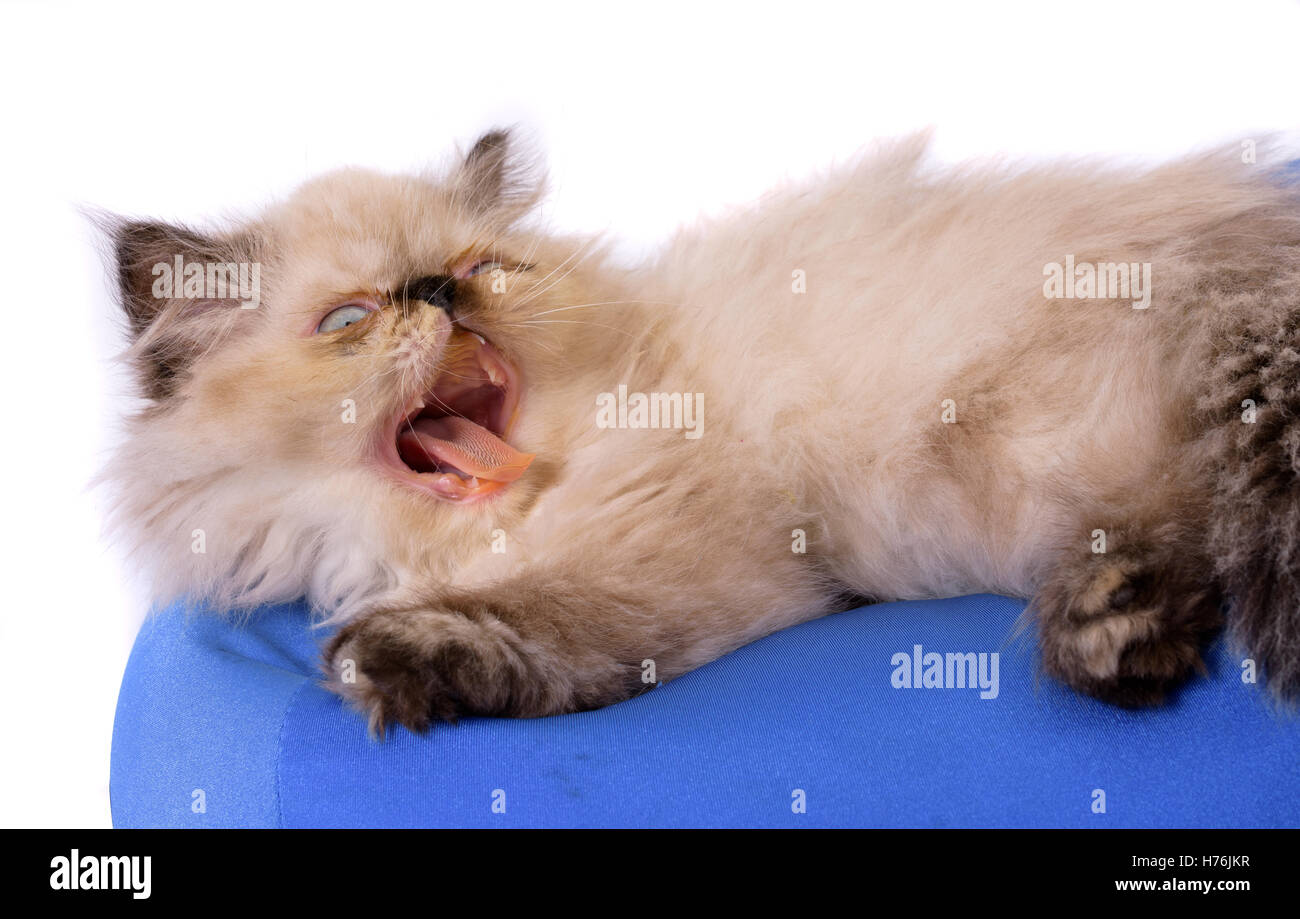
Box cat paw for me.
[324,606,551,736]
[1035,548,1222,707]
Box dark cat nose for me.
[402,275,457,315]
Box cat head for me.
[102,130,619,616]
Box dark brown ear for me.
[110,218,263,400]
[453,128,543,226]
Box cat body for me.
[103,131,1300,732]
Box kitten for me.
[102,130,1300,734]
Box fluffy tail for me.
[1204,280,1300,700]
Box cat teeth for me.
[471,333,487,345]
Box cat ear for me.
[108,218,263,399]
[453,128,543,226]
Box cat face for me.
[104,131,613,614]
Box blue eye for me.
[316,305,372,333]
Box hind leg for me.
[1034,519,1223,707]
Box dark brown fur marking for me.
[326,583,650,734]
[1203,294,1300,699]
[1036,520,1223,707]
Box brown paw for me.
[1036,542,1223,708]
[324,606,554,736]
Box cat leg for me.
[325,562,830,735]
[325,458,836,734]
[324,583,643,735]
[1033,518,1223,707]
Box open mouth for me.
[389,330,534,502]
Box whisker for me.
[515,236,600,304]
[498,318,640,338]
[521,299,679,319]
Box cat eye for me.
[315,304,373,334]
[465,260,504,278]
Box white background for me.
[1,0,1297,828]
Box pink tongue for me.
[398,416,535,483]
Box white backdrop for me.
[1,0,1297,828]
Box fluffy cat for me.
[102,130,1300,734]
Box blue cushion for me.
[110,594,1300,827]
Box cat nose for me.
[403,275,457,316]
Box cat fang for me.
[382,329,535,503]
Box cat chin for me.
[378,328,535,505]
[375,464,515,505]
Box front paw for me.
[324,606,553,736]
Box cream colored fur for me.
[101,131,1300,726]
